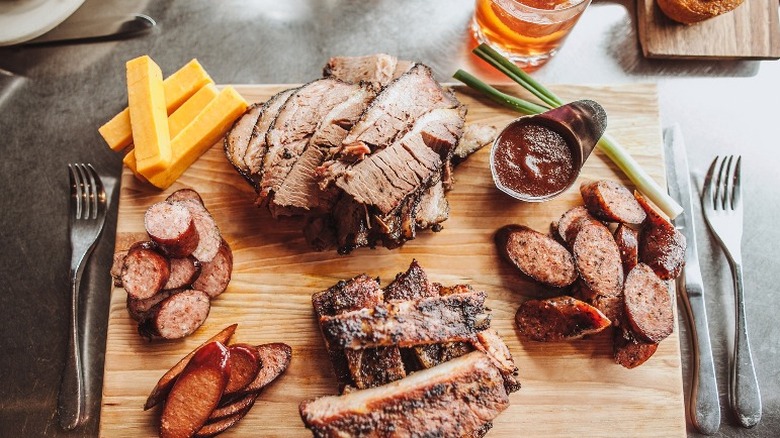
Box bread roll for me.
[657,0,744,24]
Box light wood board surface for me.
[636,0,780,59]
[100,83,686,437]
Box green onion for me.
[456,44,683,219]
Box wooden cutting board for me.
[637,0,780,59]
[100,83,686,437]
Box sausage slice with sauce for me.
[515,296,611,342]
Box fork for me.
[701,155,761,428]
[57,164,107,430]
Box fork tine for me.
[715,156,730,210]
[703,156,719,210]
[731,156,742,210]
[68,164,82,219]
[86,164,106,217]
[83,164,98,220]
[75,164,91,220]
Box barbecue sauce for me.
[490,99,607,201]
[492,123,575,199]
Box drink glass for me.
[472,0,592,69]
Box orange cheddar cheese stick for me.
[126,56,172,176]
[99,59,213,152]
[140,86,248,189]
[123,82,220,172]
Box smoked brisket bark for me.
[299,351,511,438]
[311,274,406,392]
[258,78,360,204]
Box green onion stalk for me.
[455,44,683,219]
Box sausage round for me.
[623,263,674,343]
[515,296,612,342]
[613,327,658,369]
[613,223,639,275]
[635,192,686,280]
[171,198,223,263]
[495,224,577,288]
[580,180,646,224]
[572,221,624,298]
[166,188,204,205]
[139,289,211,340]
[145,201,199,258]
[192,240,233,298]
[223,344,261,395]
[121,242,170,300]
[163,256,202,290]
[556,206,591,245]
[127,289,180,322]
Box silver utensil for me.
[664,125,720,435]
[23,13,155,46]
[58,164,107,430]
[702,155,761,428]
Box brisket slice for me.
[299,351,510,438]
[258,78,359,204]
[270,83,379,217]
[311,274,406,392]
[243,88,297,188]
[320,290,490,350]
[323,54,398,87]
[416,180,449,230]
[317,63,460,188]
[224,103,263,180]
[451,123,498,166]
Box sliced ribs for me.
[299,351,511,438]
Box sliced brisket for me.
[243,88,297,188]
[323,54,398,87]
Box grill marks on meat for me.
[299,351,511,438]
[259,78,360,204]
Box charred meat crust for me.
[299,351,510,438]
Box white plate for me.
[0,0,85,46]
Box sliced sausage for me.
[139,289,211,340]
[171,198,223,264]
[196,407,252,438]
[164,256,202,290]
[160,342,231,438]
[580,180,646,224]
[120,242,170,300]
[224,344,261,395]
[145,201,199,258]
[145,324,238,410]
[495,224,577,288]
[192,240,233,298]
[166,188,204,205]
[572,221,624,298]
[590,294,625,327]
[127,289,180,322]
[239,343,292,394]
[209,392,258,422]
[556,206,591,245]
[623,263,673,343]
[614,327,658,369]
[635,192,686,280]
[515,296,612,342]
[110,250,127,287]
[613,224,639,275]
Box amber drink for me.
[472,0,591,68]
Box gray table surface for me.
[1,0,778,436]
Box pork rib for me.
[320,290,490,350]
[299,351,510,438]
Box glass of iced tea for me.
[472,0,592,69]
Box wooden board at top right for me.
[636,0,780,60]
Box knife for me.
[21,14,155,46]
[664,124,721,435]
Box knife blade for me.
[664,124,721,435]
[22,14,155,46]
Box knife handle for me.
[679,279,721,435]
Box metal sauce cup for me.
[489,99,607,202]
